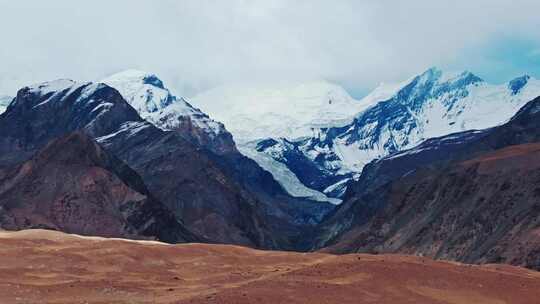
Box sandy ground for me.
[0,229,539,304]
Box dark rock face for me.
[509,75,530,95]
[204,149,334,250]
[150,111,334,250]
[96,123,277,248]
[0,81,140,168]
[0,132,197,243]
[316,96,540,270]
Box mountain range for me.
[191,68,540,202]
[315,95,540,270]
[1,67,540,271]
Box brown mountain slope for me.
[0,132,197,243]
[322,142,540,269]
[0,229,539,304]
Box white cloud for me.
[0,0,539,97]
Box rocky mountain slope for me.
[0,80,282,248]
[200,68,540,202]
[0,77,333,250]
[102,70,236,155]
[316,96,540,270]
[102,71,335,248]
[0,132,197,242]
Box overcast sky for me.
[1,0,540,98]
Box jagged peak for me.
[416,67,483,85]
[422,66,442,75]
[414,67,442,83]
[508,75,531,95]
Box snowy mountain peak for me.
[102,70,234,154]
[101,70,174,114]
[237,68,540,203]
[414,67,483,86]
[191,80,365,143]
[105,69,166,89]
[419,66,442,80]
[387,68,485,113]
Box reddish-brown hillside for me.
[0,229,539,304]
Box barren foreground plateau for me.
[1,229,539,304]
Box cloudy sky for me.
[1,0,540,97]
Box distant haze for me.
[0,0,539,98]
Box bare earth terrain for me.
[0,229,539,304]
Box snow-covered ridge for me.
[101,70,173,114]
[17,80,115,111]
[297,68,540,198]
[27,79,77,96]
[101,70,226,138]
[191,81,384,143]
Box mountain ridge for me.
[235,68,540,202]
[314,95,540,270]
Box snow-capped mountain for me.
[189,81,400,203]
[0,78,281,247]
[101,70,341,207]
[191,81,379,143]
[193,68,540,203]
[102,70,235,155]
[310,69,540,175]
[0,95,13,114]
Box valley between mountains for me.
[0,67,540,303]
